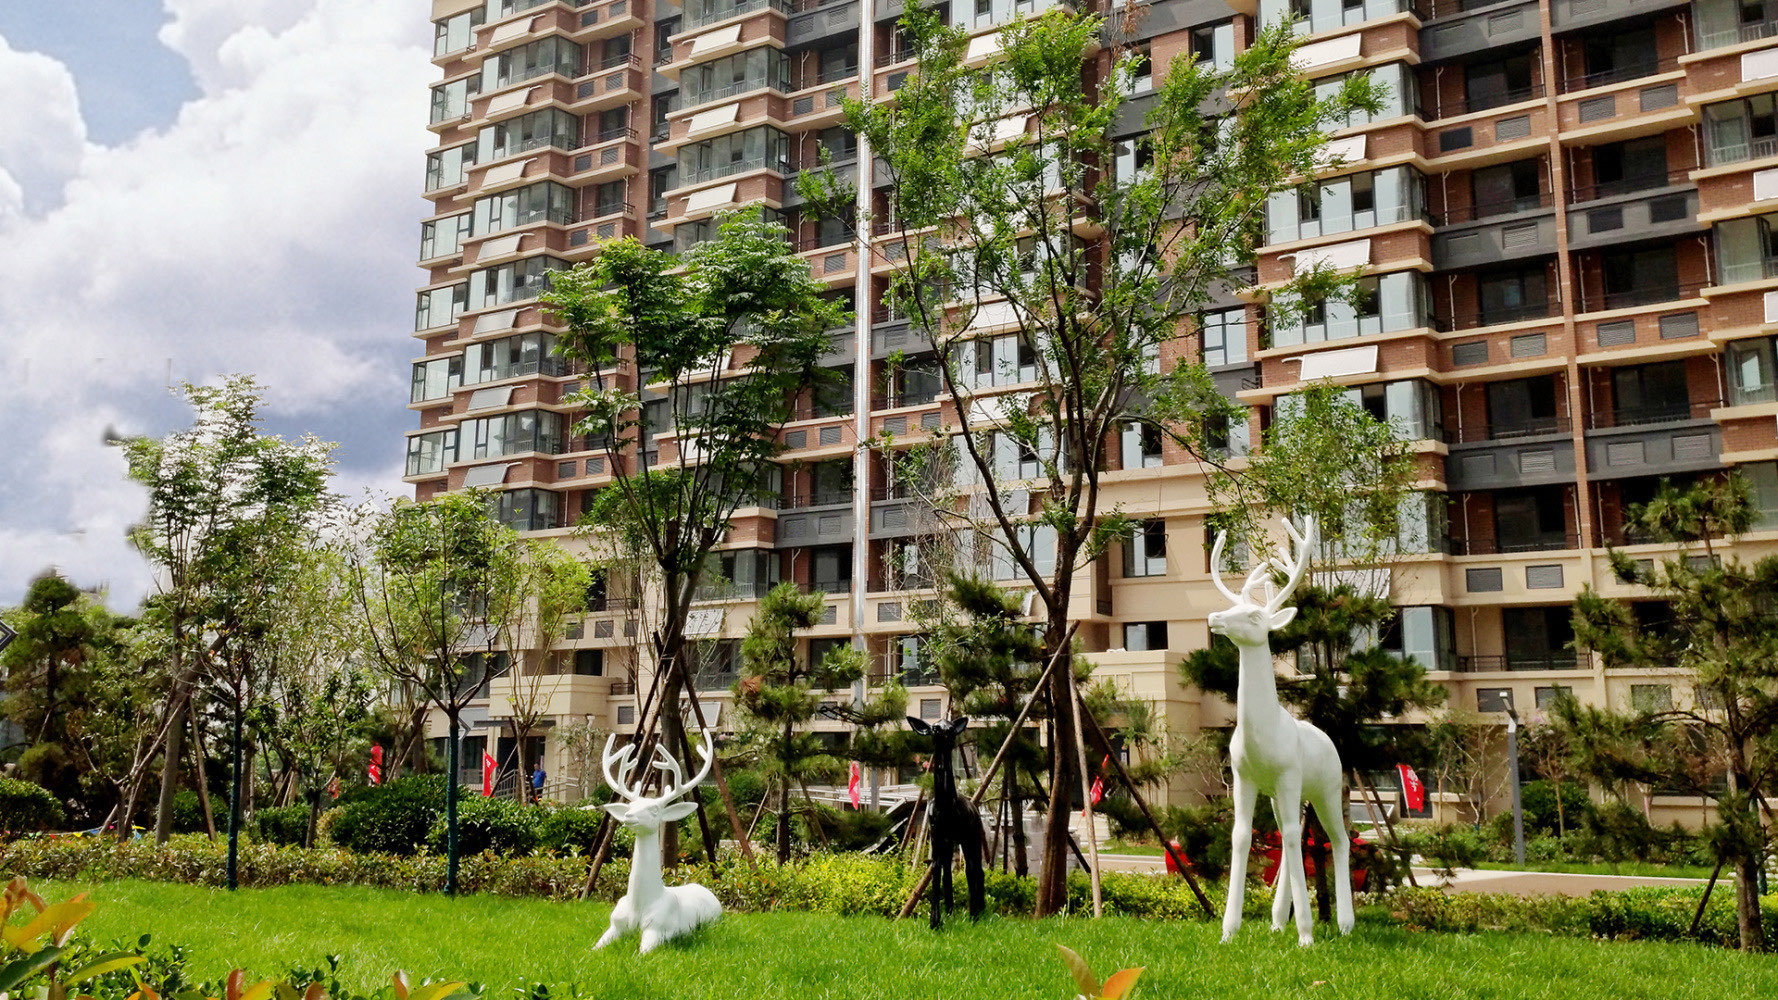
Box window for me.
[482,37,582,90]
[429,75,480,124]
[490,488,561,531]
[1704,92,1778,164]
[1341,379,1442,441]
[680,47,791,107]
[810,545,853,593]
[1189,23,1234,70]
[463,410,565,459]
[434,8,485,57]
[1205,410,1251,457]
[1590,136,1668,197]
[425,143,478,192]
[1534,685,1573,709]
[677,126,793,185]
[1127,41,1153,92]
[477,108,580,161]
[1493,487,1570,553]
[1380,606,1456,672]
[1470,159,1542,219]
[1113,134,1154,187]
[652,94,676,140]
[1485,375,1561,437]
[811,364,854,417]
[1631,683,1673,711]
[1476,266,1550,327]
[1267,166,1426,243]
[420,213,474,262]
[816,41,859,83]
[472,182,575,235]
[1201,308,1248,367]
[1123,621,1169,651]
[1464,51,1535,113]
[1599,246,1679,310]
[1611,360,1690,424]
[1271,271,1432,346]
[816,126,859,164]
[416,283,469,331]
[1120,421,1163,469]
[1125,519,1167,577]
[406,429,459,476]
[1312,63,1416,130]
[1713,210,1778,283]
[1476,687,1514,713]
[591,181,627,218]
[573,649,604,676]
[411,356,463,402]
[1581,27,1657,87]
[469,255,569,309]
[655,18,680,64]
[649,167,677,217]
[465,332,566,383]
[1502,606,1577,669]
[919,697,942,720]
[616,704,636,725]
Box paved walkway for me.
[1094,854,1719,897]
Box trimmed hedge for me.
[329,776,447,856]
[0,778,66,833]
[425,796,539,857]
[0,836,1245,919]
[1389,885,1778,950]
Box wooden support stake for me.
[1066,662,1103,918]
[1353,769,1416,889]
[1689,859,1727,937]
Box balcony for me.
[1578,281,1705,315]
[1550,0,1690,29]
[1565,183,1699,252]
[1716,255,1778,286]
[1699,17,1778,50]
[780,489,853,509]
[1561,56,1680,94]
[786,0,859,44]
[1423,84,1545,123]
[1584,401,1724,478]
[1452,533,1581,556]
[1446,437,1577,490]
[1456,653,1582,672]
[1447,298,1558,331]
[1419,0,1542,62]
[1432,208,1556,270]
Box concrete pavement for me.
[1093,854,1720,897]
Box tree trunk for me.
[153,630,193,844]
[659,671,687,867]
[1009,766,1028,878]
[1734,850,1766,951]
[227,697,244,890]
[1307,808,1332,923]
[190,709,217,841]
[445,715,461,895]
[1034,649,1075,916]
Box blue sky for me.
[0,1,196,144]
[0,1,438,607]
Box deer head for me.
[598,729,715,832]
[907,715,970,753]
[1207,517,1317,648]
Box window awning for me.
[684,182,738,213]
[968,300,1020,330]
[965,33,1001,61]
[1756,167,1778,202]
[1289,238,1370,274]
[686,103,740,135]
[690,23,744,55]
[473,309,520,334]
[462,463,514,488]
[478,233,526,259]
[1292,34,1362,72]
[484,87,538,116]
[1316,135,1366,168]
[1296,344,1379,380]
[479,159,532,188]
[487,16,540,47]
[467,386,515,410]
[685,609,723,638]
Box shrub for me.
[163,789,209,836]
[795,804,893,853]
[15,744,81,805]
[1519,780,1591,836]
[0,777,66,833]
[253,805,311,847]
[1389,885,1778,950]
[1156,800,1234,882]
[537,806,603,856]
[1398,824,1487,872]
[426,796,540,856]
[330,776,447,856]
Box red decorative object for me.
[1398,764,1425,812]
[1254,830,1370,892]
[481,749,497,796]
[368,745,384,785]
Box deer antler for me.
[601,735,643,801]
[1262,516,1317,613]
[652,729,716,805]
[1209,530,1239,603]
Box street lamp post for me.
[1505,707,1525,867]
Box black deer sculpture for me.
[907,715,985,929]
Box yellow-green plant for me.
[0,876,144,999]
[1055,945,1143,1000]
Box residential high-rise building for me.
[411,0,1778,821]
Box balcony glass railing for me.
[1453,533,1579,555]
[1706,133,1778,166]
[1456,653,1581,672]
[1293,0,1420,33]
[1580,281,1703,313]
[681,156,795,186]
[682,0,793,30]
[1700,17,1778,50]
[1717,256,1778,285]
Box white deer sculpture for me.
[1208,516,1354,947]
[593,730,723,953]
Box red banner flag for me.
[368,745,384,786]
[482,749,497,797]
[847,761,862,809]
[1398,764,1426,812]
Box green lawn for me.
[32,878,1777,1000]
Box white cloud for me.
[0,34,88,217]
[0,0,436,609]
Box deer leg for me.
[1268,798,1294,932]
[1275,779,1315,946]
[638,927,665,954]
[1222,773,1259,943]
[928,839,945,930]
[1308,782,1355,935]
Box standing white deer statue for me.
[1208,516,1354,947]
[593,730,723,953]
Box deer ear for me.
[601,803,628,820]
[944,716,970,737]
[659,801,698,823]
[1270,606,1297,630]
[906,716,931,734]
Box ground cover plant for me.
[34,878,1778,1000]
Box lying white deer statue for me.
[1209,516,1354,947]
[593,730,723,953]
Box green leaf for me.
[0,946,65,992]
[1055,944,1098,999]
[65,953,147,985]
